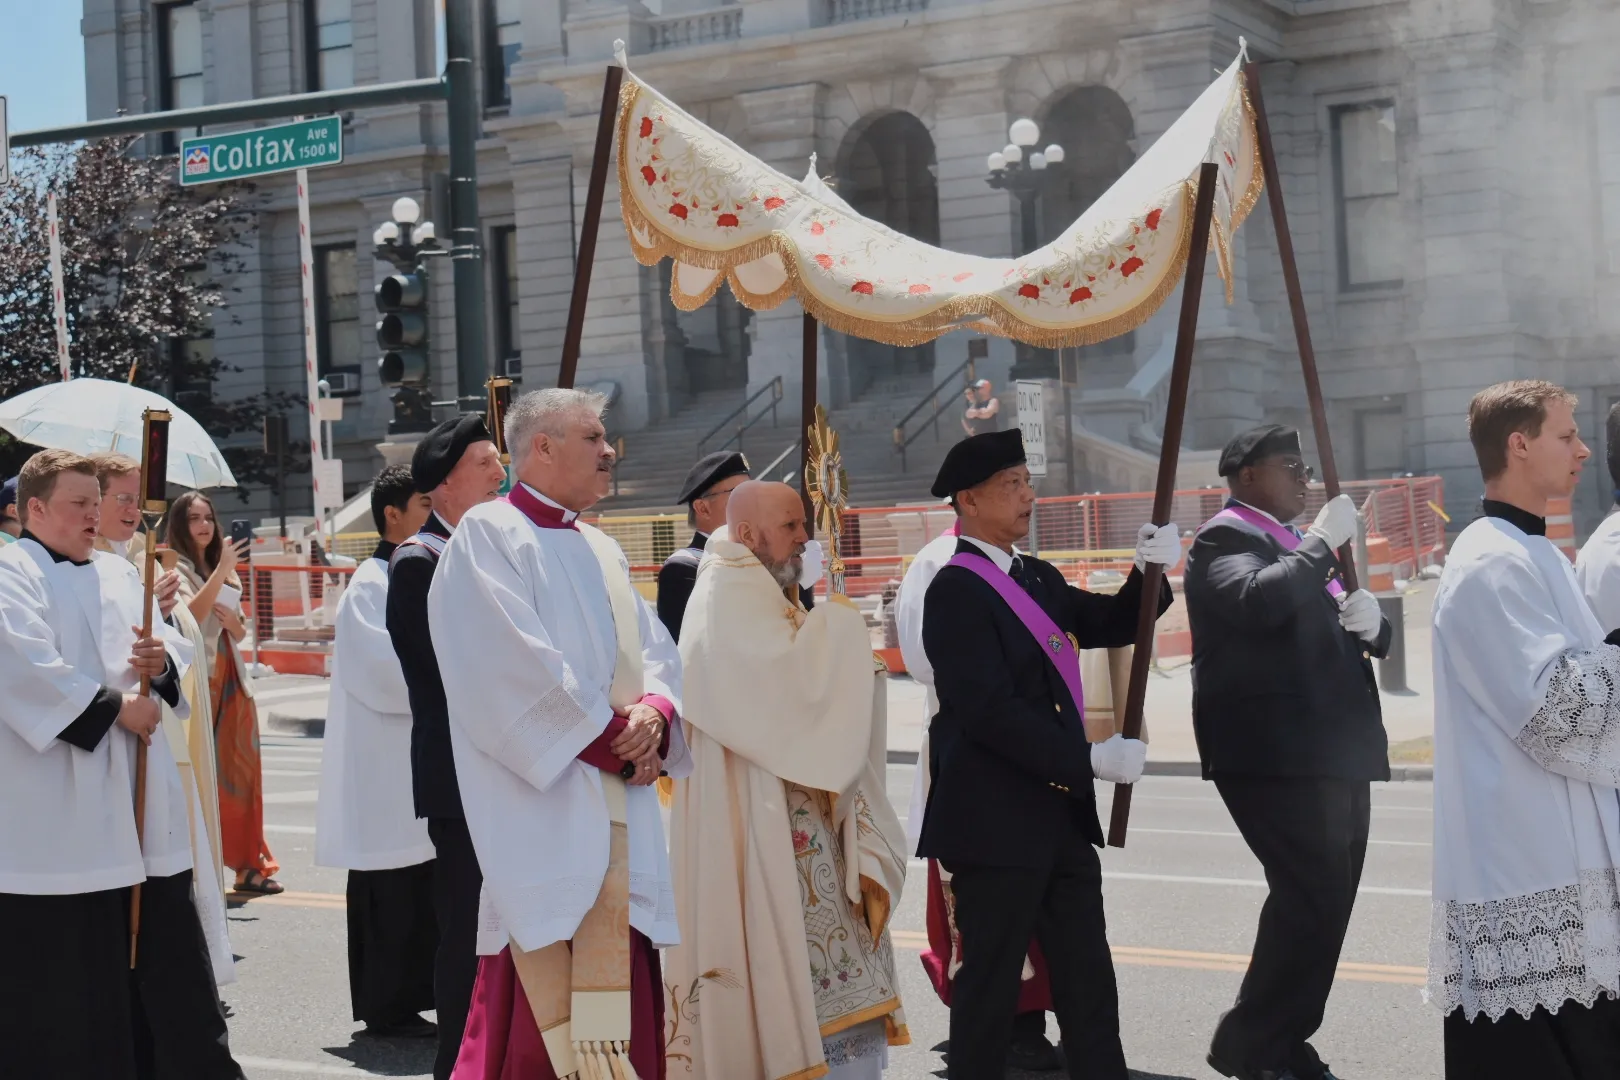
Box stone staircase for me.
[598,374,964,513]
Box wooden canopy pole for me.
[800,313,819,533]
[557,63,624,390]
[1107,162,1220,848]
[1243,63,1358,590]
[129,408,172,965]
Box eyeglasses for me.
[111,493,138,507]
[1263,460,1315,482]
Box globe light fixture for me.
[414,221,436,243]
[1009,118,1040,148]
[1044,144,1065,164]
[391,196,421,225]
[1002,143,1023,164]
[374,221,400,245]
[1029,152,1047,171]
[987,151,1007,172]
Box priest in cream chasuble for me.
[429,389,688,1080]
[667,481,909,1080]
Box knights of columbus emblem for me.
[1047,634,1063,654]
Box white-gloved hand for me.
[1337,588,1383,642]
[1306,494,1358,550]
[1133,522,1182,571]
[1090,734,1148,785]
[798,538,826,590]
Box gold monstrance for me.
[804,404,849,595]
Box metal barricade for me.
[246,562,356,676]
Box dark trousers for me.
[945,841,1125,1080]
[0,873,241,1080]
[1210,776,1370,1076]
[429,817,484,1080]
[347,862,439,1025]
[1445,996,1620,1078]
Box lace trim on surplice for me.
[1428,869,1620,1021]
[1514,646,1620,788]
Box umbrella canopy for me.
[0,379,237,489]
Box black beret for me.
[1218,424,1302,477]
[677,451,750,504]
[411,413,493,493]
[930,429,1027,499]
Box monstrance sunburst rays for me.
[804,404,849,594]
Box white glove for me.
[798,539,826,590]
[1306,494,1358,550]
[1133,522,1182,571]
[1337,588,1383,642]
[1090,734,1147,785]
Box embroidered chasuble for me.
[429,489,688,1080]
[667,527,909,1080]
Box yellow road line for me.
[240,894,1425,986]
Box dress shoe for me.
[1207,1052,1304,1080]
[360,1014,437,1039]
[1007,1031,1063,1071]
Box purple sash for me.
[1204,505,1344,598]
[947,551,1085,716]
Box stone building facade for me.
[82,0,1620,527]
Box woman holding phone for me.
[166,490,282,895]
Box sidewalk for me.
[262,580,1439,778]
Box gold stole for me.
[512,522,646,1080]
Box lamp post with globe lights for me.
[987,118,1065,379]
[373,196,442,434]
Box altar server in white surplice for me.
[1576,403,1620,636]
[1431,381,1620,1078]
[0,450,242,1080]
[318,464,440,1039]
[430,388,689,1080]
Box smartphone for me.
[229,519,254,550]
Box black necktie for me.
[1009,554,1025,582]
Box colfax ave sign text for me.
[179,116,342,186]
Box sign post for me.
[1015,379,1047,477]
[1,96,9,185]
[47,193,70,380]
[179,116,342,186]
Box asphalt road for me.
[226,737,1440,1079]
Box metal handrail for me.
[609,435,627,497]
[759,442,800,485]
[892,358,977,472]
[697,376,784,455]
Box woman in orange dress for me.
[166,490,282,895]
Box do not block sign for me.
[1015,380,1048,478]
[180,116,342,186]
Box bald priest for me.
[667,480,911,1080]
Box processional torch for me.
[487,376,513,467]
[804,405,850,596]
[129,407,171,968]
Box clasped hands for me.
[116,625,169,746]
[611,703,666,786]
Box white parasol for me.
[0,378,238,489]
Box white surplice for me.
[894,532,960,852]
[427,496,690,955]
[317,555,435,871]
[0,539,193,894]
[1576,507,1620,634]
[1430,515,1620,1021]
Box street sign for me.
[1016,380,1047,478]
[179,116,342,186]
[1,96,9,185]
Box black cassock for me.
[386,512,482,1080]
[1184,503,1391,1079]
[918,540,1171,1080]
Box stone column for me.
[733,83,827,405]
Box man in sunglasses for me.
[1185,424,1391,1080]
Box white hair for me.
[506,387,609,470]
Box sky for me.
[1,1,87,136]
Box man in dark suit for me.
[918,429,1179,1079]
[657,450,750,641]
[1185,425,1391,1080]
[384,414,507,1080]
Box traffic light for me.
[376,268,430,388]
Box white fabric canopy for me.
[616,46,1260,348]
